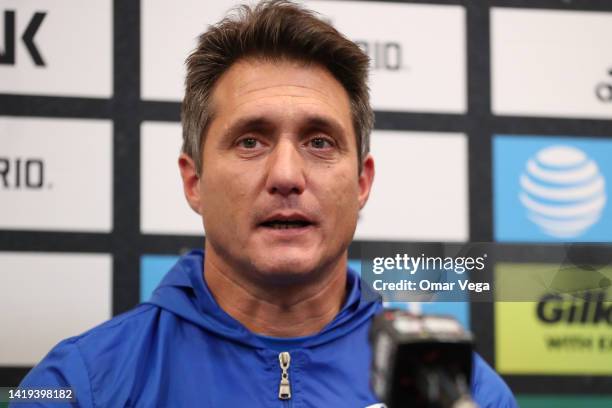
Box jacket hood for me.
[146,249,382,349]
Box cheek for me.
[318,168,361,227]
[200,164,254,222]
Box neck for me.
[203,248,348,338]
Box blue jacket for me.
[16,250,517,407]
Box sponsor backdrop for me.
[1,0,611,404]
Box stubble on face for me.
[198,57,366,288]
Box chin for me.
[252,252,322,285]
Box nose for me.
[265,139,306,197]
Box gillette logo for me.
[519,145,607,238]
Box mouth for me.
[260,220,312,229]
[258,213,315,231]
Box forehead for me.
[209,57,353,125]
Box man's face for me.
[180,58,374,283]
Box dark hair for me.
[181,0,373,174]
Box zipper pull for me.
[278,351,291,400]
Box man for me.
[16,1,517,406]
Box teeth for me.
[266,221,308,229]
[275,224,294,229]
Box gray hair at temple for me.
[181,0,373,175]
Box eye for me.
[308,137,334,149]
[237,137,260,149]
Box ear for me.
[178,153,202,215]
[357,154,375,209]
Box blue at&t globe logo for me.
[519,145,607,239]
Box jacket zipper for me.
[278,351,292,406]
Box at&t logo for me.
[519,145,607,238]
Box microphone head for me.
[370,309,476,408]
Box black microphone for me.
[370,309,478,408]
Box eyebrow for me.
[223,113,347,140]
[305,115,346,136]
[225,116,274,137]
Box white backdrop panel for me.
[0,0,112,97]
[355,130,469,241]
[492,8,612,119]
[0,252,112,366]
[308,1,466,113]
[0,117,113,232]
[140,121,203,235]
[141,0,238,101]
